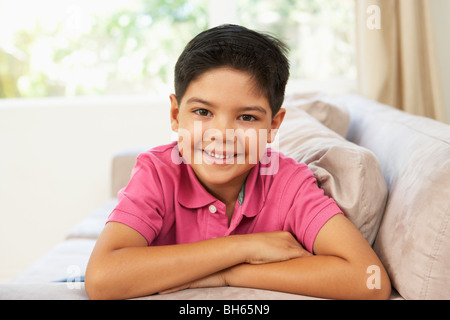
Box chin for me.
[192,163,252,186]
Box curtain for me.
[356,0,445,122]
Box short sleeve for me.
[281,166,343,253]
[107,155,165,245]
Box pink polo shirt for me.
[107,141,342,253]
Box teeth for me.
[204,150,234,159]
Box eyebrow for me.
[186,97,267,115]
[186,97,214,107]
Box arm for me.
[224,214,391,300]
[85,222,309,300]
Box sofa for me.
[1,93,448,300]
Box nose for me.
[203,115,237,148]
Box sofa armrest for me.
[111,147,147,197]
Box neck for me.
[202,173,249,208]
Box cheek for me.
[175,121,195,163]
[177,118,201,143]
[235,128,269,163]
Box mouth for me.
[199,148,244,165]
[203,149,236,159]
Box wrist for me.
[228,234,254,264]
[223,263,249,288]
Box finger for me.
[294,247,313,257]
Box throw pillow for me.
[276,109,388,245]
[283,92,350,137]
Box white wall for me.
[430,0,450,123]
[0,95,172,282]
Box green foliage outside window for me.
[238,0,355,80]
[0,0,354,99]
[0,0,208,98]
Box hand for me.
[158,231,311,295]
[243,231,312,265]
[158,271,228,295]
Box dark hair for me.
[174,24,290,117]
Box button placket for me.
[205,202,228,239]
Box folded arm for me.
[85,215,390,300]
[225,214,391,299]
[85,222,308,299]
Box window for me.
[237,0,356,81]
[0,0,355,99]
[0,0,208,98]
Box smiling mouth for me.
[200,148,247,165]
[203,149,236,159]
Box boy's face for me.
[170,67,285,191]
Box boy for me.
[85,24,390,300]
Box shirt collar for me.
[177,163,217,208]
[177,162,266,217]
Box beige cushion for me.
[65,199,117,240]
[340,94,450,299]
[283,92,350,137]
[12,239,96,283]
[276,109,388,245]
[111,147,147,197]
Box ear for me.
[268,108,286,143]
[169,94,180,132]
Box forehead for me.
[182,67,271,111]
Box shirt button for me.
[208,204,217,213]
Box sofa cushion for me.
[339,94,450,300]
[0,283,89,300]
[283,92,350,137]
[277,108,388,245]
[12,239,96,283]
[65,199,117,240]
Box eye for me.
[238,114,257,122]
[194,109,212,117]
